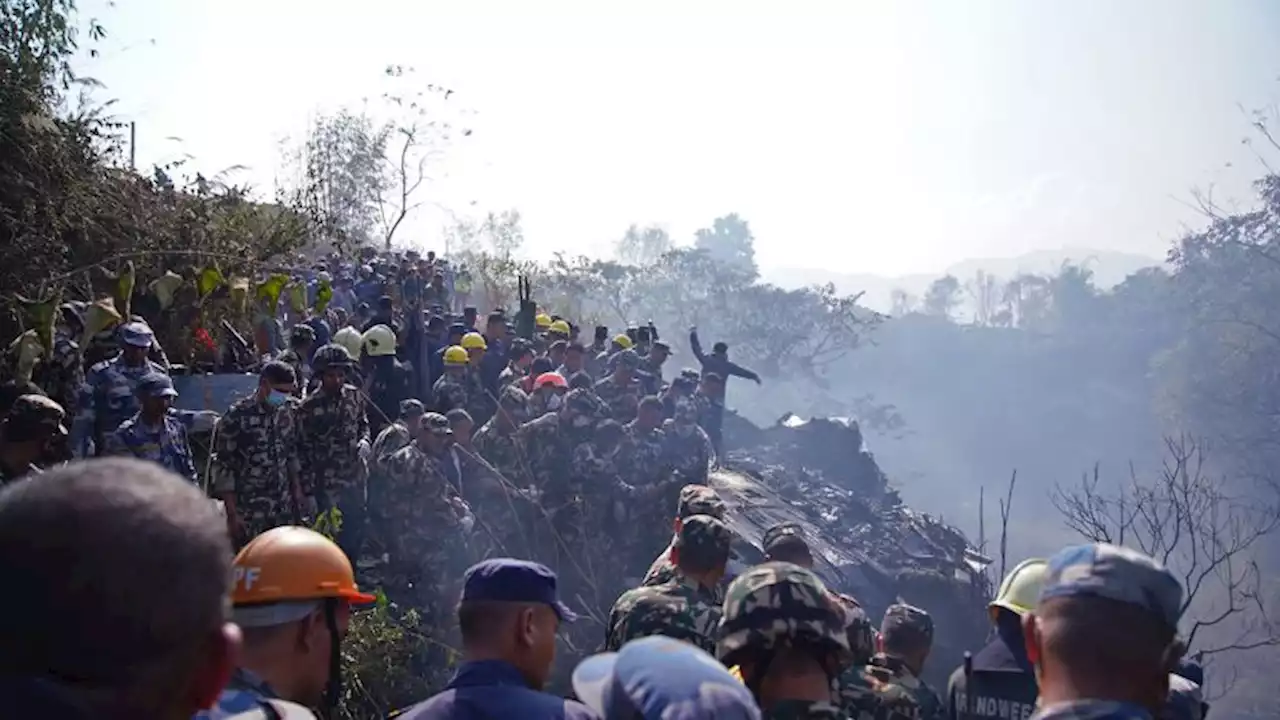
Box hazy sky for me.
[75,0,1280,275]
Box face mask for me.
[546,394,563,411]
[265,390,289,407]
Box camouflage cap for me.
[1040,542,1183,629]
[398,399,426,418]
[717,561,851,667]
[608,349,641,371]
[673,513,732,567]
[420,412,453,436]
[564,387,606,418]
[762,522,809,554]
[289,324,316,343]
[4,394,67,440]
[135,372,178,399]
[119,321,154,348]
[880,603,933,642]
[676,484,726,520]
[499,385,529,410]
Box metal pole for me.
[129,121,137,169]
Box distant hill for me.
[763,247,1165,312]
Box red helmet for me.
[533,372,568,390]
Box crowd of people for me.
[0,247,1209,720]
[0,457,1208,720]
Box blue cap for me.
[135,372,177,398]
[460,558,577,622]
[572,636,760,720]
[1040,542,1183,629]
[119,321,154,348]
[448,322,468,336]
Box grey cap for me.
[119,321,154,348]
[1040,542,1183,629]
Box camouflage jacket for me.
[382,441,463,565]
[32,331,83,417]
[296,384,369,496]
[276,349,309,398]
[1031,701,1152,720]
[71,356,169,456]
[605,574,722,654]
[464,367,497,426]
[839,654,941,720]
[765,700,851,720]
[515,413,579,498]
[594,375,642,422]
[618,421,669,485]
[640,543,727,603]
[833,593,876,666]
[432,372,469,414]
[473,420,527,486]
[661,420,714,485]
[211,395,301,535]
[371,421,414,468]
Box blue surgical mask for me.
[265,390,289,407]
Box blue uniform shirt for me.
[1032,700,1153,720]
[71,356,168,456]
[103,409,213,481]
[193,668,280,720]
[392,660,600,720]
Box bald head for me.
[0,459,235,715]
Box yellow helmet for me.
[989,558,1048,621]
[443,345,469,366]
[333,327,363,359]
[535,313,552,329]
[461,332,488,351]
[361,324,397,357]
[549,319,571,336]
[613,333,634,350]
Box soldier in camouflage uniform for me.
[211,362,303,547]
[382,412,472,623]
[839,604,941,720]
[473,385,529,485]
[296,344,370,561]
[0,395,67,483]
[277,324,315,398]
[432,345,471,414]
[762,522,877,667]
[71,321,169,458]
[641,484,727,591]
[617,396,670,488]
[594,349,643,422]
[718,562,854,720]
[662,397,716,485]
[102,373,217,483]
[605,513,731,655]
[368,398,426,558]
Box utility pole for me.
[129,121,137,170]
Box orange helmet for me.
[533,371,568,390]
[232,526,376,607]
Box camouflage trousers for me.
[319,482,367,563]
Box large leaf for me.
[255,274,290,313]
[288,281,307,315]
[8,330,43,384]
[149,271,185,310]
[229,277,250,316]
[115,261,136,319]
[196,266,226,299]
[315,278,334,314]
[15,288,61,357]
[81,297,122,348]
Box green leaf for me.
[195,266,225,298]
[254,273,290,312]
[314,278,333,314]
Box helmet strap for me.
[323,598,342,710]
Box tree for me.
[694,213,758,281]
[281,66,470,252]
[966,270,1001,326]
[922,274,961,319]
[1000,273,1051,329]
[1047,260,1098,329]
[890,288,917,317]
[614,224,673,266]
[1051,436,1280,695]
